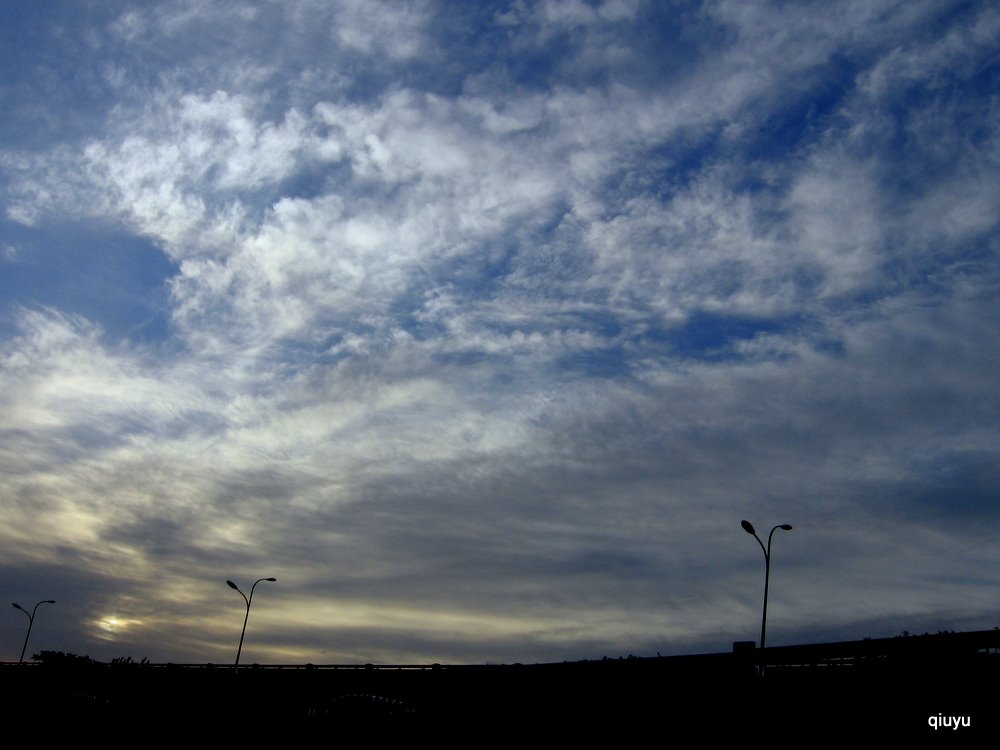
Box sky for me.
[1,0,998,665]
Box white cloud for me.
[1,0,999,663]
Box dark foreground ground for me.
[2,630,996,740]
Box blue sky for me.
[1,0,998,664]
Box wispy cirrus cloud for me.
[1,0,998,663]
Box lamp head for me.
[740,520,756,535]
[779,524,793,531]
[12,602,25,612]
[44,600,56,604]
[264,577,276,582]
[226,580,239,590]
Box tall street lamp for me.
[12,600,56,663]
[741,520,792,675]
[227,577,276,670]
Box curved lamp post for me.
[741,520,792,675]
[12,600,56,663]
[227,577,276,670]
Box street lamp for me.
[11,600,56,663]
[741,520,792,675]
[227,577,276,670]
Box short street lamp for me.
[741,520,792,675]
[12,600,56,663]
[227,577,276,670]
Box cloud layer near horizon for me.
[1,0,998,663]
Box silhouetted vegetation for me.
[31,650,96,666]
[109,656,151,668]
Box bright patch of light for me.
[94,615,143,640]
